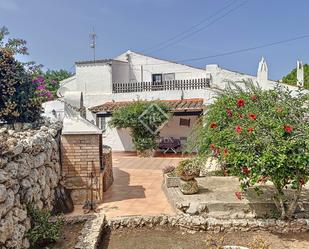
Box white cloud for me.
[0,0,20,11]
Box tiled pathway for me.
[99,155,184,218]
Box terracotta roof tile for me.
[89,98,204,113]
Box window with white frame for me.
[97,116,107,133]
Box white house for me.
[47,50,303,152]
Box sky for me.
[1,0,309,80]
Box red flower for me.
[223,148,229,157]
[226,109,233,117]
[235,191,243,200]
[300,179,305,186]
[235,125,242,134]
[284,125,293,133]
[248,113,257,120]
[247,127,254,133]
[242,167,250,175]
[251,95,257,101]
[237,99,245,108]
[238,114,244,119]
[210,144,216,150]
[210,122,217,129]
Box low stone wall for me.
[71,214,308,249]
[0,119,62,249]
[107,215,309,234]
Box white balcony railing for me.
[112,78,211,93]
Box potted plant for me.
[162,165,179,188]
[175,159,200,194]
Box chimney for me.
[80,92,86,118]
[297,60,304,87]
[257,57,268,84]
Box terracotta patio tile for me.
[65,155,190,218]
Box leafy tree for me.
[0,49,43,123]
[109,101,170,154]
[1,26,73,100]
[189,81,309,219]
[0,26,28,55]
[282,64,309,89]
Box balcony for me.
[112,78,211,93]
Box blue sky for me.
[1,0,309,80]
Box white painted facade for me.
[45,51,303,151]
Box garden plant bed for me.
[99,226,309,249]
[33,222,85,249]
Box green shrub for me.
[190,80,309,219]
[26,205,63,247]
[0,49,42,123]
[109,101,170,153]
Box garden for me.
[162,81,309,220]
[1,24,308,248]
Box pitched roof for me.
[89,98,204,113]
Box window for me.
[152,74,162,84]
[163,73,175,81]
[97,116,107,133]
[179,118,190,127]
[152,73,175,83]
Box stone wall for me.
[102,145,113,192]
[61,134,103,205]
[0,119,62,249]
[107,215,309,234]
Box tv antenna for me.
[90,28,97,62]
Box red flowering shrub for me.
[191,81,309,219]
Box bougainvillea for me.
[0,49,43,123]
[191,81,309,219]
[32,69,73,100]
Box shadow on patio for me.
[103,168,146,203]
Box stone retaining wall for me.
[107,215,309,234]
[0,119,62,249]
[71,214,308,249]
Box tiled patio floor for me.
[67,154,185,218]
[100,155,184,218]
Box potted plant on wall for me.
[162,165,180,188]
[175,158,200,194]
